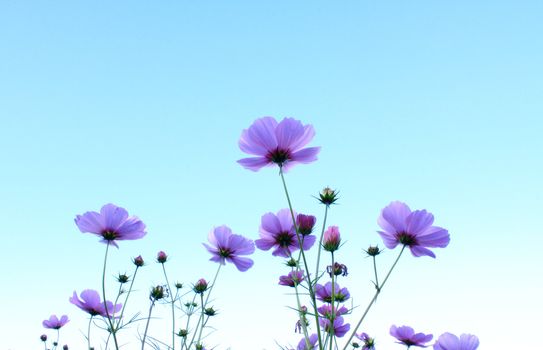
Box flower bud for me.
[285,258,297,267]
[204,307,217,316]
[296,214,316,236]
[365,245,382,257]
[150,285,166,301]
[318,187,339,205]
[40,334,47,342]
[133,255,144,267]
[117,273,130,284]
[175,282,183,289]
[157,251,168,263]
[322,226,341,252]
[177,329,188,338]
[193,278,208,294]
[63,345,69,350]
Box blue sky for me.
[1,1,542,349]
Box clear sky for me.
[1,1,542,349]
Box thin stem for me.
[291,261,311,349]
[116,266,140,330]
[330,251,335,350]
[54,329,59,350]
[181,294,198,350]
[196,293,205,346]
[341,246,406,350]
[279,168,324,350]
[161,263,176,350]
[102,242,119,350]
[141,300,156,350]
[87,316,93,350]
[372,256,379,290]
[314,205,329,282]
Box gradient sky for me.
[1,1,542,349]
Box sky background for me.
[1,1,542,349]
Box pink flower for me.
[322,226,341,252]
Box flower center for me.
[101,230,117,241]
[218,247,232,258]
[276,231,293,247]
[398,232,417,246]
[266,148,291,165]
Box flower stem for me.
[116,266,140,331]
[330,251,335,350]
[87,316,93,350]
[161,263,176,350]
[314,204,329,283]
[279,168,324,350]
[290,259,311,349]
[141,300,155,350]
[341,245,406,350]
[181,294,198,350]
[196,293,205,346]
[372,255,379,290]
[102,242,119,350]
[54,329,59,350]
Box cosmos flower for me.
[322,226,341,252]
[315,281,350,303]
[295,334,318,350]
[320,316,350,337]
[69,289,122,317]
[255,209,316,258]
[296,214,316,236]
[390,325,433,348]
[278,270,305,287]
[203,225,255,272]
[42,315,69,329]
[237,117,320,172]
[317,304,349,319]
[356,332,376,350]
[377,201,450,258]
[433,333,479,350]
[75,203,146,248]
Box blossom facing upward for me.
[75,203,146,248]
[278,270,305,287]
[203,225,255,272]
[255,209,316,258]
[296,334,318,350]
[69,289,122,317]
[315,282,350,303]
[378,201,450,258]
[433,333,479,350]
[390,325,433,348]
[237,117,320,172]
[320,316,350,337]
[42,315,69,329]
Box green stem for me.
[116,266,139,331]
[372,255,379,290]
[181,294,198,350]
[279,168,324,350]
[196,293,205,346]
[161,263,176,350]
[54,329,59,350]
[330,252,335,350]
[102,242,119,350]
[341,245,406,350]
[141,300,155,350]
[291,259,311,349]
[314,205,329,282]
[87,316,93,350]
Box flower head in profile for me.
[322,226,341,252]
[320,316,350,337]
[433,333,479,350]
[75,203,146,248]
[317,304,349,319]
[378,201,450,258]
[42,315,69,329]
[157,250,168,263]
[315,282,350,303]
[193,278,208,294]
[255,209,316,258]
[296,214,316,236]
[237,117,320,172]
[278,270,305,287]
[356,332,376,350]
[390,325,433,348]
[295,334,318,350]
[203,225,255,272]
[69,289,122,317]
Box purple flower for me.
[255,209,316,258]
[433,333,479,350]
[296,334,318,350]
[390,325,433,348]
[320,316,350,337]
[69,289,122,317]
[193,278,208,294]
[296,214,316,236]
[315,282,350,303]
[322,226,341,252]
[317,304,349,319]
[75,203,146,248]
[157,250,168,263]
[378,201,450,258]
[203,225,255,272]
[237,117,320,172]
[278,270,305,287]
[42,314,69,329]
[356,332,376,350]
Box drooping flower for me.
[75,203,146,248]
[203,225,255,272]
[317,304,349,319]
[296,214,316,236]
[315,282,350,303]
[378,201,450,258]
[237,117,320,172]
[278,270,305,287]
[356,332,376,350]
[255,209,316,258]
[327,262,348,277]
[42,315,69,329]
[296,334,319,350]
[390,325,433,348]
[69,289,122,317]
[322,226,341,252]
[320,316,351,337]
[433,333,479,350]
